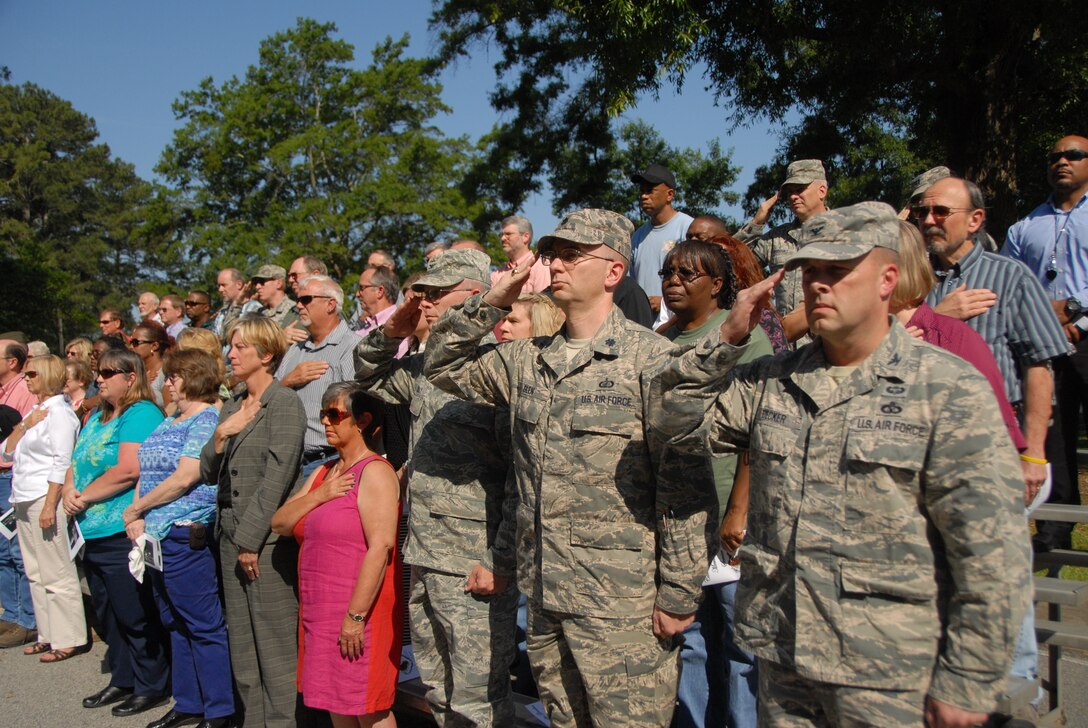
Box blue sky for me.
[1,0,782,235]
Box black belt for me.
[302,447,336,464]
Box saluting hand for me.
[383,298,422,339]
[484,256,537,310]
[720,269,784,345]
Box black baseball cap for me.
[630,164,677,189]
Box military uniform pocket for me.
[568,519,647,598]
[843,431,926,534]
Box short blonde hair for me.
[891,221,937,311]
[65,337,93,362]
[28,355,67,397]
[517,293,566,337]
[176,327,227,386]
[226,314,288,373]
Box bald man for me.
[1003,134,1088,555]
[685,215,730,243]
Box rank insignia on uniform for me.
[604,338,616,347]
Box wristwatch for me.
[347,611,365,623]
[1065,297,1083,321]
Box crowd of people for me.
[0,136,1084,728]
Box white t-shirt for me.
[630,212,693,298]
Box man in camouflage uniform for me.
[354,249,517,726]
[251,264,300,329]
[735,159,830,343]
[423,209,773,727]
[657,202,1032,726]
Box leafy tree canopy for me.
[0,81,157,345]
[156,17,483,279]
[432,0,1088,236]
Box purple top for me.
[907,303,1027,450]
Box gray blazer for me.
[200,379,306,552]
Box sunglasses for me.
[98,368,128,380]
[319,407,352,425]
[297,294,333,306]
[908,205,973,222]
[129,339,155,347]
[24,371,39,379]
[1047,149,1088,165]
[659,266,707,283]
[99,320,113,325]
[421,287,473,302]
[539,248,612,267]
[184,300,207,307]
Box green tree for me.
[432,0,1088,236]
[0,81,156,346]
[157,18,482,280]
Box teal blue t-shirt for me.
[72,400,164,539]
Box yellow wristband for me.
[1019,454,1047,465]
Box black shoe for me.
[196,719,234,728]
[83,685,133,709]
[112,694,169,717]
[147,708,203,728]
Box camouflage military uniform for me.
[355,329,517,727]
[735,219,805,321]
[260,295,300,329]
[654,321,1032,722]
[425,296,742,728]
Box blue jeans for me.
[0,470,35,629]
[1011,606,1045,707]
[675,581,758,728]
[300,453,335,480]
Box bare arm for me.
[79,441,142,504]
[270,466,354,536]
[720,454,750,553]
[1020,363,1053,493]
[123,457,203,524]
[780,306,809,343]
[337,460,400,659]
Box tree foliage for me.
[432,0,1088,236]
[0,81,157,345]
[157,18,482,279]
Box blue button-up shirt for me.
[1002,193,1088,306]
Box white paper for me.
[1025,463,1053,517]
[703,546,741,586]
[67,517,84,561]
[0,508,16,540]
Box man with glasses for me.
[355,249,517,726]
[1002,135,1088,557]
[735,159,830,344]
[250,264,300,330]
[183,290,214,330]
[98,309,126,340]
[213,268,247,343]
[917,176,1068,725]
[275,275,358,477]
[493,215,550,292]
[0,339,36,647]
[157,295,187,340]
[286,255,327,298]
[355,266,400,335]
[422,210,768,726]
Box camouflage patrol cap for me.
[781,159,827,188]
[909,166,952,201]
[785,201,900,270]
[251,264,286,281]
[536,209,635,261]
[411,249,492,291]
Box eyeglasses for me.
[421,287,473,302]
[99,320,113,326]
[658,266,707,284]
[97,368,127,380]
[319,407,352,425]
[1047,149,1088,165]
[129,339,155,347]
[184,300,207,307]
[24,371,39,379]
[297,294,333,306]
[166,373,181,382]
[539,248,612,267]
[908,205,974,222]
[355,284,379,295]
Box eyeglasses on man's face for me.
[908,205,973,223]
[1047,149,1088,165]
[539,247,612,267]
[421,287,474,303]
[297,295,333,307]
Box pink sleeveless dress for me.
[295,456,404,715]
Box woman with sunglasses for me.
[271,383,401,728]
[129,320,173,410]
[123,349,235,728]
[200,314,305,728]
[657,240,772,728]
[2,355,87,661]
[62,349,170,716]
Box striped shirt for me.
[926,242,1069,404]
[275,320,362,451]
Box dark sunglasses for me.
[98,320,113,325]
[24,371,39,379]
[658,266,707,283]
[297,294,333,306]
[98,368,128,380]
[908,205,973,222]
[421,287,471,302]
[319,407,352,425]
[129,339,155,347]
[1047,149,1088,165]
[184,300,207,307]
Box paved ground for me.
[0,631,1085,727]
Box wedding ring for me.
[512,267,519,274]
